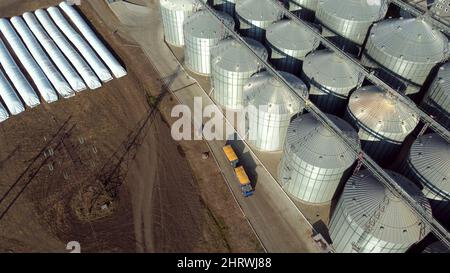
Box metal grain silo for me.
[422,62,450,130]
[362,18,449,95]
[235,0,284,42]
[403,133,450,225]
[211,0,236,18]
[244,71,308,152]
[316,0,388,48]
[302,50,361,115]
[423,241,450,253]
[211,37,268,110]
[329,170,432,253]
[345,85,419,165]
[265,20,320,75]
[159,0,204,47]
[279,113,360,204]
[286,0,318,20]
[183,10,234,75]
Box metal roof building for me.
[244,71,308,152]
[345,85,419,165]
[403,133,450,225]
[316,0,388,52]
[211,37,268,110]
[329,170,432,253]
[183,10,234,75]
[362,17,449,95]
[279,113,359,204]
[422,62,450,130]
[235,0,284,42]
[302,49,361,115]
[265,20,320,75]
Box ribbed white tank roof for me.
[341,170,432,244]
[285,113,359,169]
[236,0,283,22]
[266,20,319,52]
[303,50,360,93]
[244,71,308,114]
[160,0,197,11]
[347,85,419,138]
[369,18,448,63]
[211,38,267,72]
[184,10,234,39]
[409,133,450,197]
[318,0,387,22]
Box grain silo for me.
[235,0,284,42]
[244,71,308,152]
[403,133,450,225]
[279,113,359,204]
[329,170,432,253]
[286,0,318,20]
[362,18,449,95]
[183,10,234,75]
[345,85,419,165]
[210,0,236,18]
[422,62,450,130]
[211,37,268,110]
[265,20,320,75]
[159,0,204,47]
[423,241,450,253]
[316,0,388,52]
[302,50,361,115]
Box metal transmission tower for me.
[390,0,450,35]
[193,0,450,247]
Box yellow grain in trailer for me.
[223,145,239,167]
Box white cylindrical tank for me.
[59,1,127,79]
[183,10,234,75]
[11,16,74,99]
[316,0,388,47]
[159,0,200,47]
[0,18,58,103]
[302,50,361,115]
[0,38,39,108]
[244,71,308,152]
[279,113,360,204]
[403,133,450,225]
[422,62,450,130]
[211,37,268,110]
[265,20,320,75]
[287,0,318,20]
[47,6,113,83]
[362,18,449,95]
[0,69,25,115]
[329,170,432,253]
[0,103,9,122]
[345,86,419,165]
[35,9,101,90]
[236,0,284,42]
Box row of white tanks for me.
[159,0,449,252]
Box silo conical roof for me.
[266,20,319,54]
[341,170,432,244]
[184,10,234,40]
[368,18,448,64]
[408,133,450,199]
[244,71,308,114]
[347,86,419,140]
[318,0,387,22]
[236,0,283,22]
[303,50,360,94]
[211,38,267,73]
[285,113,359,169]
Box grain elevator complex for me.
[156,0,450,253]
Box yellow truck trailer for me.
[234,166,254,197]
[223,145,239,168]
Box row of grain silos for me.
[0,1,126,124]
[158,0,449,253]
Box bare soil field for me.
[0,0,261,253]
